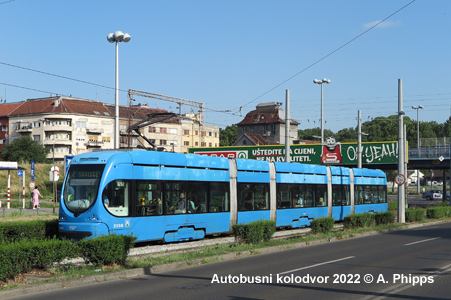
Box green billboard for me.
[188,141,402,165]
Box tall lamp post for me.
[313,78,331,144]
[107,31,131,149]
[412,105,424,193]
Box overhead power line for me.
[235,0,417,112]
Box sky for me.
[0,0,450,133]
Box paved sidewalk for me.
[0,206,59,216]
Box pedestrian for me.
[32,186,43,209]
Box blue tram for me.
[58,150,387,243]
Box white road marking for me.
[404,237,441,246]
[278,256,355,275]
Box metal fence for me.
[409,137,451,159]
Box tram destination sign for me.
[188,141,403,165]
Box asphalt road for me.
[6,222,451,300]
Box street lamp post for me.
[107,31,131,149]
[313,78,331,144]
[412,105,424,193]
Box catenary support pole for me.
[285,89,291,163]
[398,79,405,223]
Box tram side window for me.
[313,184,327,207]
[332,185,350,206]
[277,184,327,208]
[103,180,130,217]
[254,184,269,210]
[370,186,379,203]
[303,185,316,207]
[136,182,162,216]
[378,186,387,203]
[355,185,386,204]
[165,182,185,214]
[277,185,291,208]
[238,183,269,211]
[187,183,208,213]
[355,185,362,205]
[209,182,229,212]
[239,184,253,211]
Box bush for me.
[405,209,425,222]
[388,201,398,211]
[0,219,59,244]
[310,217,335,234]
[0,239,78,282]
[232,220,276,244]
[344,213,374,229]
[374,211,395,225]
[79,235,136,266]
[0,234,136,282]
[426,207,448,219]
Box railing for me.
[409,145,450,159]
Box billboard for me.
[188,141,402,165]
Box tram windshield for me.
[63,164,105,216]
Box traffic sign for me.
[29,181,35,189]
[17,170,23,177]
[31,161,35,181]
[50,166,60,181]
[395,174,406,186]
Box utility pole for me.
[285,89,290,163]
[398,79,406,223]
[357,110,362,168]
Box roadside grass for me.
[0,212,58,222]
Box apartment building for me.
[1,96,219,164]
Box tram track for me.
[129,226,316,257]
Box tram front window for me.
[63,164,105,216]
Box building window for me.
[201,142,206,147]
[195,142,199,147]
[184,141,190,146]
[195,130,199,136]
[209,143,212,147]
[76,121,86,128]
[209,131,212,137]
[102,137,111,143]
[169,128,177,134]
[160,127,167,133]
[184,130,190,136]
[160,139,167,145]
[33,135,41,142]
[149,126,156,133]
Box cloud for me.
[362,20,402,30]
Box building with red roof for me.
[234,102,299,146]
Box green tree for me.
[219,124,237,146]
[335,127,358,142]
[1,136,49,163]
[298,127,335,141]
[361,115,412,142]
